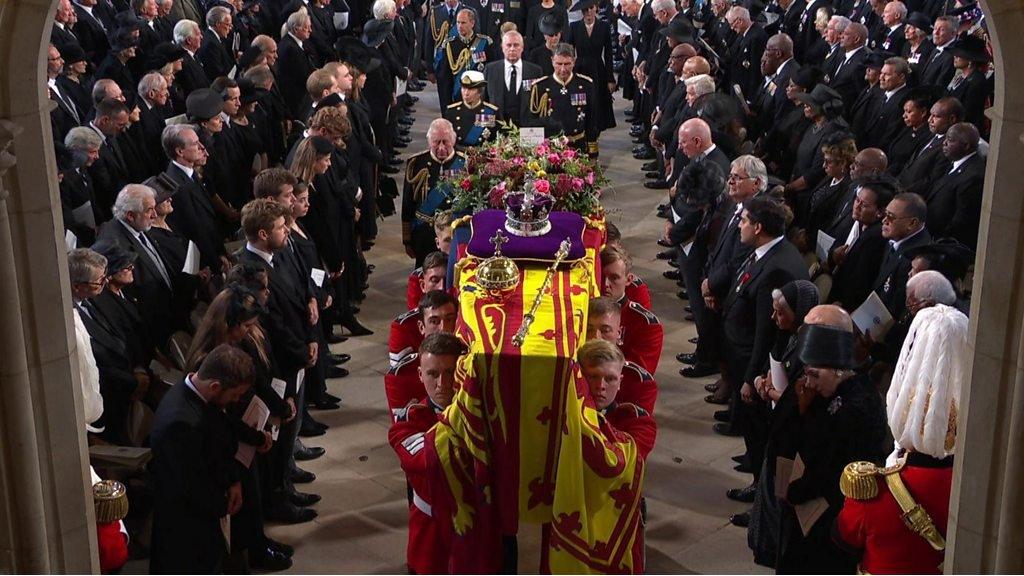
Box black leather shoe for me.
[713,409,730,423]
[730,512,750,528]
[705,394,729,405]
[341,317,374,336]
[641,161,658,171]
[732,454,746,465]
[310,399,340,410]
[326,366,349,379]
[645,171,662,179]
[705,383,719,393]
[325,332,348,344]
[324,392,341,403]
[330,353,351,365]
[290,467,317,484]
[676,352,697,365]
[714,422,742,436]
[667,259,679,269]
[266,538,294,557]
[644,180,670,189]
[734,461,754,473]
[682,363,718,378]
[663,269,681,280]
[657,249,676,260]
[265,502,317,524]
[657,238,673,248]
[289,490,322,507]
[634,148,655,160]
[294,445,326,461]
[394,140,408,149]
[727,485,756,503]
[388,157,404,166]
[676,290,688,301]
[685,305,693,313]
[684,312,695,321]
[251,547,294,571]
[298,423,326,437]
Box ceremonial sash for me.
[413,156,466,227]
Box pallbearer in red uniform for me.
[599,246,664,373]
[389,333,468,574]
[834,304,968,574]
[406,251,450,309]
[603,222,653,309]
[586,296,659,414]
[386,291,459,416]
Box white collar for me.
[118,218,144,239]
[76,3,95,15]
[48,77,59,89]
[950,151,977,173]
[844,45,864,59]
[88,122,107,144]
[245,242,274,265]
[889,23,901,32]
[289,32,304,48]
[890,226,924,251]
[505,59,520,69]
[884,84,905,99]
[184,375,208,403]
[936,39,954,51]
[172,159,194,177]
[754,235,784,261]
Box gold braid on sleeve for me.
[432,14,449,43]
[529,87,549,117]
[447,45,472,73]
[407,167,432,201]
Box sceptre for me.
[512,238,572,347]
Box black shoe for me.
[656,249,676,260]
[290,467,317,484]
[685,305,693,313]
[310,399,340,410]
[250,547,294,571]
[324,392,341,403]
[663,269,681,280]
[265,502,317,524]
[734,461,754,473]
[678,290,689,300]
[688,336,698,344]
[633,148,655,160]
[684,312,695,321]
[382,165,399,174]
[341,317,374,336]
[645,180,670,189]
[713,409,730,423]
[714,422,742,436]
[289,490,322,507]
[325,332,348,344]
[705,393,730,405]
[705,383,719,393]
[667,259,679,269]
[727,485,756,503]
[294,445,326,461]
[394,140,408,149]
[676,352,697,365]
[682,363,718,378]
[266,538,294,558]
[326,366,349,379]
[388,157,404,166]
[641,161,658,171]
[645,171,662,179]
[330,353,351,365]
[298,423,326,437]
[657,238,673,248]
[730,512,750,528]
[731,454,746,465]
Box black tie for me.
[510,64,517,94]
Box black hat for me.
[236,43,263,72]
[905,11,933,34]
[92,241,138,275]
[797,324,856,369]
[777,279,820,323]
[362,19,394,48]
[111,32,139,52]
[147,42,186,70]
[237,77,259,105]
[659,18,695,44]
[309,135,335,155]
[114,11,145,32]
[317,92,345,109]
[62,42,88,65]
[864,50,893,69]
[538,12,564,36]
[903,238,975,282]
[794,83,844,115]
[949,34,989,63]
[186,88,224,120]
[335,37,382,73]
[791,65,825,90]
[678,160,725,204]
[569,0,596,12]
[55,142,76,173]
[144,173,179,203]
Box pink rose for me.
[534,179,551,194]
[571,177,585,191]
[547,153,561,165]
[585,171,595,185]
[562,149,577,159]
[512,156,525,165]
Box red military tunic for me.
[406,267,425,309]
[624,274,652,310]
[834,454,953,575]
[617,360,658,415]
[384,354,423,422]
[619,300,664,375]
[389,308,424,367]
[389,400,451,575]
[602,402,658,573]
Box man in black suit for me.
[149,344,252,574]
[52,0,83,55]
[86,98,132,218]
[47,44,83,144]
[750,33,797,142]
[860,55,910,149]
[721,196,808,487]
[898,95,961,195]
[173,19,211,95]
[924,122,985,248]
[820,15,849,75]
[918,15,955,87]
[277,10,319,119]
[827,21,870,113]
[725,6,769,102]
[73,0,112,65]
[795,0,831,60]
[874,0,907,54]
[827,177,894,311]
[873,191,932,319]
[483,30,542,126]
[198,6,236,83]
[162,123,229,273]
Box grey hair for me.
[457,7,476,22]
[64,126,103,152]
[68,248,108,284]
[552,42,576,59]
[685,74,715,97]
[112,184,157,221]
[884,56,911,78]
[727,6,750,21]
[372,0,396,19]
[907,270,957,306]
[206,5,231,28]
[286,9,311,32]
[162,123,197,159]
[137,71,167,97]
[815,7,832,27]
[173,19,201,44]
[502,29,524,43]
[888,0,907,18]
[651,0,675,12]
[829,15,851,31]
[426,118,455,141]
[731,155,769,192]
[252,34,276,53]
[91,78,120,104]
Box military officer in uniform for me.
[434,7,492,109]
[402,118,467,266]
[444,70,500,148]
[522,42,599,157]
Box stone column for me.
[947,1,1024,571]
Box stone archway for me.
[0,0,1022,571]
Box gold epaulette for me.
[840,461,882,500]
[483,102,499,111]
[447,101,463,109]
[452,214,473,229]
[577,73,594,83]
[93,480,129,523]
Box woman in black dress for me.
[565,0,616,131]
[760,66,822,182]
[787,83,849,214]
[886,86,934,175]
[524,0,568,50]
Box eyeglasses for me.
[728,174,751,182]
[882,212,914,222]
[80,276,109,288]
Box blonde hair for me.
[578,339,625,367]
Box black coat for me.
[727,23,769,101]
[886,123,930,175]
[919,44,955,88]
[872,227,932,318]
[860,84,909,149]
[149,381,238,574]
[802,176,850,242]
[88,130,132,218]
[163,162,225,270]
[924,152,985,248]
[722,238,809,385]
[177,50,211,95]
[277,34,318,119]
[51,23,83,55]
[871,23,906,55]
[828,220,887,311]
[827,47,869,114]
[566,19,616,130]
[197,28,235,83]
[751,58,797,140]
[946,70,988,132]
[897,132,950,196]
[72,4,110,64]
[706,201,752,298]
[483,59,542,125]
[77,299,138,444]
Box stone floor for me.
[257,88,771,575]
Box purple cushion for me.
[466,209,587,261]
